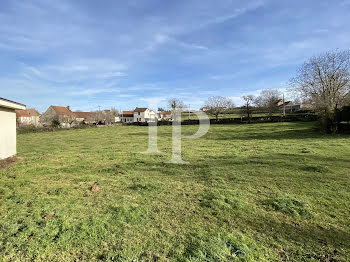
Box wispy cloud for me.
[19,59,127,84]
[203,0,266,26]
[68,88,121,96]
[145,33,209,52]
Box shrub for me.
[336,106,350,122]
[51,120,61,128]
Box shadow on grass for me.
[239,210,350,260]
[130,153,349,180]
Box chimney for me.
[67,106,70,111]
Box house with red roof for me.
[40,106,76,128]
[73,111,96,124]
[16,109,41,127]
[121,110,134,123]
[158,111,172,121]
[121,108,158,123]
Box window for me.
[138,112,140,115]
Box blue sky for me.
[1,0,350,112]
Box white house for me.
[0,97,26,160]
[16,109,41,127]
[133,108,158,122]
[121,111,134,123]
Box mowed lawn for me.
[1,122,350,261]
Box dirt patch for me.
[90,183,100,192]
[83,182,100,197]
[44,213,54,220]
[0,156,22,170]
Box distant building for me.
[158,111,172,121]
[277,100,313,112]
[133,108,157,122]
[284,104,301,112]
[0,97,26,159]
[101,109,118,125]
[40,106,75,128]
[201,106,227,112]
[121,111,134,123]
[16,109,41,127]
[276,99,293,107]
[300,103,313,110]
[73,111,96,124]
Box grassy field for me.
[181,112,284,120]
[1,122,350,261]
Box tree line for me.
[172,49,350,133]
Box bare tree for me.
[167,98,185,121]
[204,96,234,121]
[86,112,97,124]
[104,108,119,124]
[345,93,350,106]
[168,98,184,110]
[255,89,281,116]
[290,49,350,132]
[242,95,255,122]
[94,110,105,124]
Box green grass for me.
[1,122,350,261]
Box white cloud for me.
[206,1,265,26]
[228,96,245,106]
[68,88,120,96]
[19,59,127,84]
[145,33,209,52]
[140,97,167,109]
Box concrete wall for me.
[0,106,17,159]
